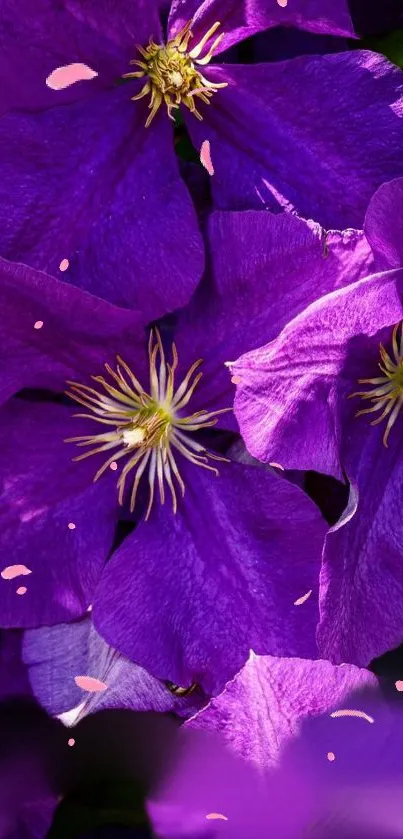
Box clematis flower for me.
[0,0,403,310]
[232,177,403,670]
[0,208,372,692]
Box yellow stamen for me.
[349,321,403,447]
[122,19,228,126]
[65,330,231,520]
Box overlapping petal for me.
[0,400,118,627]
[317,444,403,667]
[234,269,403,669]
[0,258,146,402]
[173,210,373,420]
[0,90,204,317]
[187,52,403,229]
[93,460,326,694]
[0,0,161,114]
[365,176,403,270]
[168,0,354,55]
[187,653,376,768]
[23,616,204,719]
[233,269,403,477]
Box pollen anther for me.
[350,321,403,447]
[123,20,228,126]
[65,330,231,519]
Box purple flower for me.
[232,177,403,668]
[0,1,206,319]
[0,207,356,693]
[0,0,402,309]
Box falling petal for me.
[294,589,312,606]
[59,258,70,272]
[16,586,27,595]
[277,0,288,6]
[110,461,118,471]
[74,675,108,693]
[330,709,374,723]
[34,320,43,330]
[200,140,214,176]
[46,63,98,90]
[68,738,75,747]
[327,751,336,762]
[395,681,403,692]
[67,522,76,530]
[206,813,228,821]
[1,564,32,580]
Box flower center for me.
[122,20,228,127]
[65,329,231,519]
[350,321,403,447]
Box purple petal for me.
[365,177,403,270]
[186,674,403,839]
[187,52,403,229]
[233,269,403,477]
[187,653,375,769]
[168,0,354,55]
[23,617,205,718]
[173,211,373,419]
[23,618,90,716]
[317,457,403,667]
[0,399,117,627]
[93,460,326,694]
[0,89,204,317]
[0,258,146,404]
[0,0,161,114]
[317,345,403,666]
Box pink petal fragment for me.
[277,0,288,7]
[68,522,76,530]
[1,564,32,580]
[200,140,214,176]
[74,675,108,693]
[68,738,75,747]
[294,589,312,606]
[16,586,27,596]
[206,813,228,821]
[46,63,98,91]
[330,709,374,724]
[327,751,336,762]
[34,320,43,330]
[110,462,118,471]
[396,680,403,692]
[59,258,70,272]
